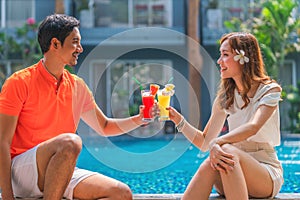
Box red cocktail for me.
[141,90,155,121]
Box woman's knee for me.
[198,158,219,175]
[221,144,242,163]
[221,144,239,155]
[202,158,213,169]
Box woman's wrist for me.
[176,116,185,132]
[216,138,227,146]
[209,138,218,151]
[175,115,184,126]
[209,138,228,151]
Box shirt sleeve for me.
[0,75,28,116]
[81,82,96,113]
[73,77,96,114]
[257,92,281,107]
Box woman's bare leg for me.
[182,158,222,200]
[220,144,273,200]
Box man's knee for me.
[113,182,133,200]
[56,133,82,158]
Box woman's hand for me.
[166,106,183,125]
[209,142,235,174]
[151,101,160,119]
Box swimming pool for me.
[77,132,300,194]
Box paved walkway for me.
[1,193,300,199]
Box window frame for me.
[0,0,35,28]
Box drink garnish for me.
[162,84,175,96]
[150,84,160,96]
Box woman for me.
[168,32,284,199]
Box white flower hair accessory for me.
[234,49,249,65]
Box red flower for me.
[26,18,36,25]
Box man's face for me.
[58,27,83,67]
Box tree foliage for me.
[224,0,300,79]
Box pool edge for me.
[132,193,300,200]
[0,193,299,199]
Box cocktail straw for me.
[132,77,144,90]
[167,77,173,84]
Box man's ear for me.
[51,38,60,49]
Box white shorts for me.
[11,146,98,200]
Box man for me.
[0,14,149,200]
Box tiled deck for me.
[1,193,300,199]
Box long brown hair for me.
[217,32,273,109]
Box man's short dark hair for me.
[38,14,80,54]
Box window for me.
[76,0,172,28]
[132,0,172,27]
[93,0,128,27]
[201,0,262,45]
[0,0,35,28]
[89,59,173,117]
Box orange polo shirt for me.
[0,60,96,158]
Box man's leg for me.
[36,133,82,200]
[73,173,132,200]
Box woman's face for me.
[217,39,242,81]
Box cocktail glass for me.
[141,89,155,122]
[157,89,171,121]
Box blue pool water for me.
[77,133,300,194]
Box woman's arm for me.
[211,87,281,147]
[168,98,228,151]
[212,103,277,147]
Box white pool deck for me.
[1,193,300,200]
[133,193,300,199]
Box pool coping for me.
[132,193,300,200]
[1,193,300,199]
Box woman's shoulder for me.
[254,81,282,102]
[259,81,282,93]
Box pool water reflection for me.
[77,133,300,194]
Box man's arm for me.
[0,113,18,200]
[81,105,145,136]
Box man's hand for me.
[138,101,160,124]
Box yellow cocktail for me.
[158,84,175,121]
[158,90,171,121]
